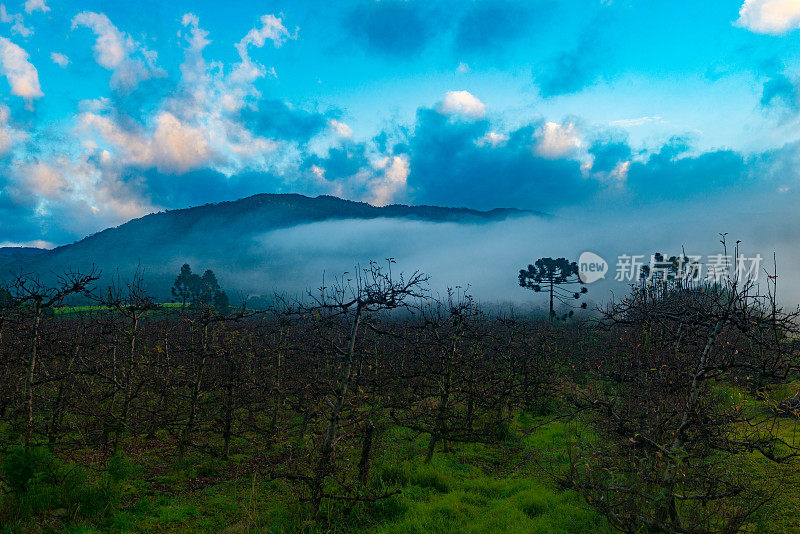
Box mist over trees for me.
[0,194,534,304]
[1,242,800,532]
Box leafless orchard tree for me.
[563,238,800,533]
[98,269,159,450]
[280,260,428,517]
[9,268,99,449]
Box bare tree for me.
[296,260,428,517]
[10,268,99,448]
[99,269,158,450]
[563,238,800,533]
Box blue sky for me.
[1,0,800,247]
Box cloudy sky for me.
[1,0,800,248]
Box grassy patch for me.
[0,417,609,533]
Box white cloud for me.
[78,99,275,177]
[78,110,217,174]
[0,104,27,154]
[71,11,165,91]
[329,119,353,138]
[436,90,486,119]
[586,159,630,186]
[231,14,292,88]
[736,0,800,34]
[50,52,69,67]
[0,239,54,248]
[0,5,32,37]
[305,163,345,198]
[170,13,282,168]
[310,164,326,181]
[71,12,128,68]
[369,154,410,206]
[457,62,470,74]
[150,112,215,173]
[10,20,31,36]
[78,96,112,113]
[73,14,284,183]
[611,160,630,182]
[8,154,157,235]
[0,108,12,155]
[175,14,291,119]
[181,13,199,28]
[534,121,581,159]
[305,150,411,207]
[181,13,210,55]
[23,0,49,14]
[0,37,42,107]
[609,116,662,127]
[21,161,67,197]
[478,131,509,147]
[236,14,291,53]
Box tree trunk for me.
[656,319,724,528]
[25,304,42,449]
[115,315,138,450]
[179,322,209,462]
[426,320,460,463]
[268,326,285,440]
[48,340,79,447]
[310,306,363,517]
[358,421,375,485]
[222,357,235,459]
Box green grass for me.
[363,414,607,533]
[375,464,604,534]
[0,416,610,533]
[53,303,182,315]
[736,391,800,534]
[8,396,800,533]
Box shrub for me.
[106,453,132,483]
[1,446,121,522]
[2,447,53,493]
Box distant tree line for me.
[171,263,229,312]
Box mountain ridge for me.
[61,192,533,249]
[0,193,540,296]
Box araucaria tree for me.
[519,257,587,319]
